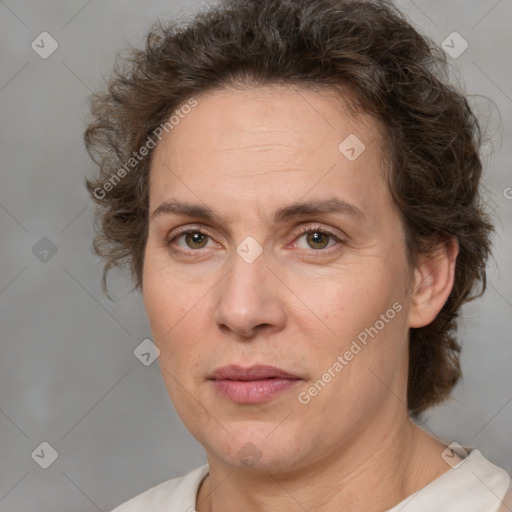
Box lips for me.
[210,364,301,381]
[209,365,302,404]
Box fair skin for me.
[142,85,460,512]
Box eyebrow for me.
[150,197,366,225]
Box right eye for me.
[166,227,218,253]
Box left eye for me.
[294,229,338,250]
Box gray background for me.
[0,0,511,510]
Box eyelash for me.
[165,224,344,256]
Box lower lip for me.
[212,378,300,404]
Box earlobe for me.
[408,238,459,328]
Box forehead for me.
[156,84,381,153]
[148,85,388,223]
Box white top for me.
[111,449,510,512]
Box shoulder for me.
[497,484,512,512]
[388,449,510,511]
[110,464,209,512]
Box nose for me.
[214,248,287,340]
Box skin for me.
[142,84,460,512]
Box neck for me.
[196,412,451,512]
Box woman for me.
[84,0,511,510]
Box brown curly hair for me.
[84,0,494,418]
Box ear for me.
[408,238,459,329]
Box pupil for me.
[187,232,206,248]
[309,231,327,248]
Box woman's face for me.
[142,85,416,473]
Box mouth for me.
[209,364,302,404]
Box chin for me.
[202,423,312,473]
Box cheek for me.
[142,270,172,338]
[143,245,191,328]
[142,255,189,360]
[143,272,202,410]
[142,254,208,370]
[319,273,391,328]
[312,261,410,365]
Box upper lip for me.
[209,365,301,381]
